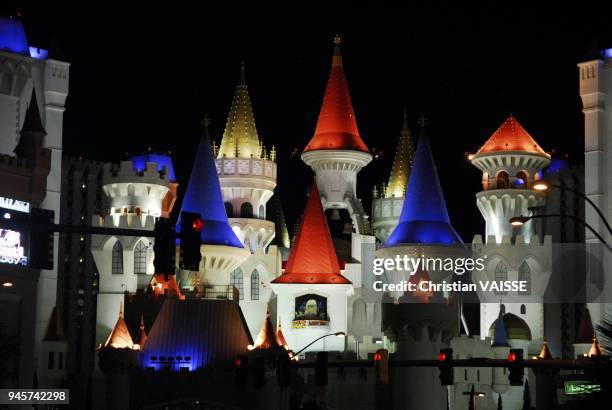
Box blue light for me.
[178,131,243,248]
[29,47,48,60]
[130,153,177,182]
[545,157,569,175]
[0,18,30,55]
[515,178,525,186]
[384,134,463,247]
[604,48,612,59]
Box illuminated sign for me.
[0,197,30,266]
[564,380,601,395]
[0,197,30,213]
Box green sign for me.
[564,380,601,395]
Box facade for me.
[0,17,69,390]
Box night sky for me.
[7,3,612,241]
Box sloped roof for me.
[276,318,289,350]
[250,306,279,350]
[217,64,263,159]
[303,37,368,153]
[384,128,463,247]
[272,184,351,284]
[43,306,66,342]
[538,339,552,359]
[178,121,243,248]
[385,109,415,198]
[141,299,252,369]
[491,309,510,347]
[0,17,29,55]
[474,115,549,157]
[104,303,136,349]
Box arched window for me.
[112,241,123,274]
[240,202,253,218]
[500,304,506,315]
[495,261,508,295]
[258,205,265,219]
[250,270,260,300]
[519,261,531,295]
[225,202,233,218]
[520,304,526,314]
[230,269,244,300]
[516,171,529,188]
[134,241,147,274]
[496,171,509,189]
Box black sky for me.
[7,3,612,241]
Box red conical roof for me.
[272,184,351,284]
[474,115,549,157]
[303,36,368,153]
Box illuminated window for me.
[230,269,243,300]
[134,241,147,274]
[516,171,529,188]
[250,270,259,300]
[112,242,123,274]
[495,262,508,295]
[518,261,531,295]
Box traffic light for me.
[276,353,291,388]
[314,351,328,386]
[507,349,524,386]
[153,217,176,277]
[438,348,454,385]
[374,349,389,384]
[178,212,203,271]
[234,354,248,387]
[254,356,266,389]
[29,207,54,269]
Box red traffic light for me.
[234,357,242,367]
[508,352,517,362]
[374,352,382,361]
[192,218,204,232]
[438,352,446,362]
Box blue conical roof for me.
[492,311,510,347]
[178,122,243,248]
[383,127,463,247]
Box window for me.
[48,351,55,370]
[112,241,123,274]
[494,262,508,295]
[496,171,509,189]
[58,352,64,370]
[250,270,259,300]
[230,269,244,300]
[134,241,147,274]
[500,304,506,315]
[225,202,233,218]
[520,304,526,314]
[516,171,529,188]
[518,261,531,295]
[240,202,253,218]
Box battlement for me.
[104,160,170,184]
[472,234,552,247]
[92,213,156,231]
[215,157,277,182]
[450,334,495,359]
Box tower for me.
[176,120,250,289]
[301,35,372,233]
[91,155,176,351]
[270,184,353,353]
[578,50,612,330]
[469,115,551,243]
[371,109,415,242]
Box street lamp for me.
[509,214,612,252]
[292,332,346,358]
[532,181,612,237]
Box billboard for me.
[0,197,30,266]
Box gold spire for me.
[538,338,552,360]
[589,333,602,357]
[217,63,263,159]
[385,108,415,198]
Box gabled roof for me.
[272,184,351,284]
[473,115,549,157]
[384,126,463,247]
[303,36,368,153]
[104,303,136,350]
[178,120,243,248]
[217,64,263,159]
[385,109,415,198]
[43,306,66,342]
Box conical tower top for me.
[385,108,415,198]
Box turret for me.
[270,184,353,353]
[215,66,277,253]
[301,35,372,234]
[176,118,250,288]
[372,109,415,242]
[469,115,550,243]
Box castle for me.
[0,15,610,410]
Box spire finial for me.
[240,61,246,84]
[201,113,211,128]
[333,33,342,46]
[119,301,123,319]
[140,314,145,329]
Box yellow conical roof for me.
[385,109,415,198]
[217,63,263,159]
